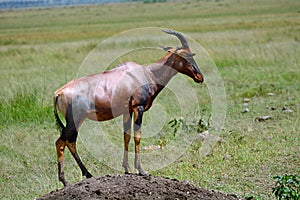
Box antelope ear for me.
[179,51,196,59]
[160,46,173,52]
[187,52,196,57]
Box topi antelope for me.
[54,30,204,186]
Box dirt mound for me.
[38,174,241,200]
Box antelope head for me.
[161,30,204,83]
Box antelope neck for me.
[148,54,179,87]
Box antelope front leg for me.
[134,133,147,176]
[123,134,131,174]
[133,106,148,176]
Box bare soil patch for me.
[38,174,241,200]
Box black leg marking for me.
[64,103,93,179]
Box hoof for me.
[85,172,93,179]
[138,172,149,177]
[60,177,69,187]
[63,181,70,187]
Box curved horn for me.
[162,29,189,49]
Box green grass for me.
[0,0,299,199]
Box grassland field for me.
[0,0,299,199]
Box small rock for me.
[266,106,277,110]
[142,145,161,151]
[222,173,229,178]
[243,98,250,103]
[284,109,293,114]
[282,106,293,113]
[192,163,200,169]
[266,106,276,110]
[223,154,232,161]
[242,108,250,113]
[255,116,272,122]
[197,130,210,140]
[6,175,15,180]
[268,92,274,96]
[266,136,272,141]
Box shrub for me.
[273,174,300,200]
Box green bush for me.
[273,174,300,200]
[168,116,209,137]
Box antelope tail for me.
[54,95,65,133]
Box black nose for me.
[195,73,204,83]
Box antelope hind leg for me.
[66,141,93,179]
[55,137,69,186]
